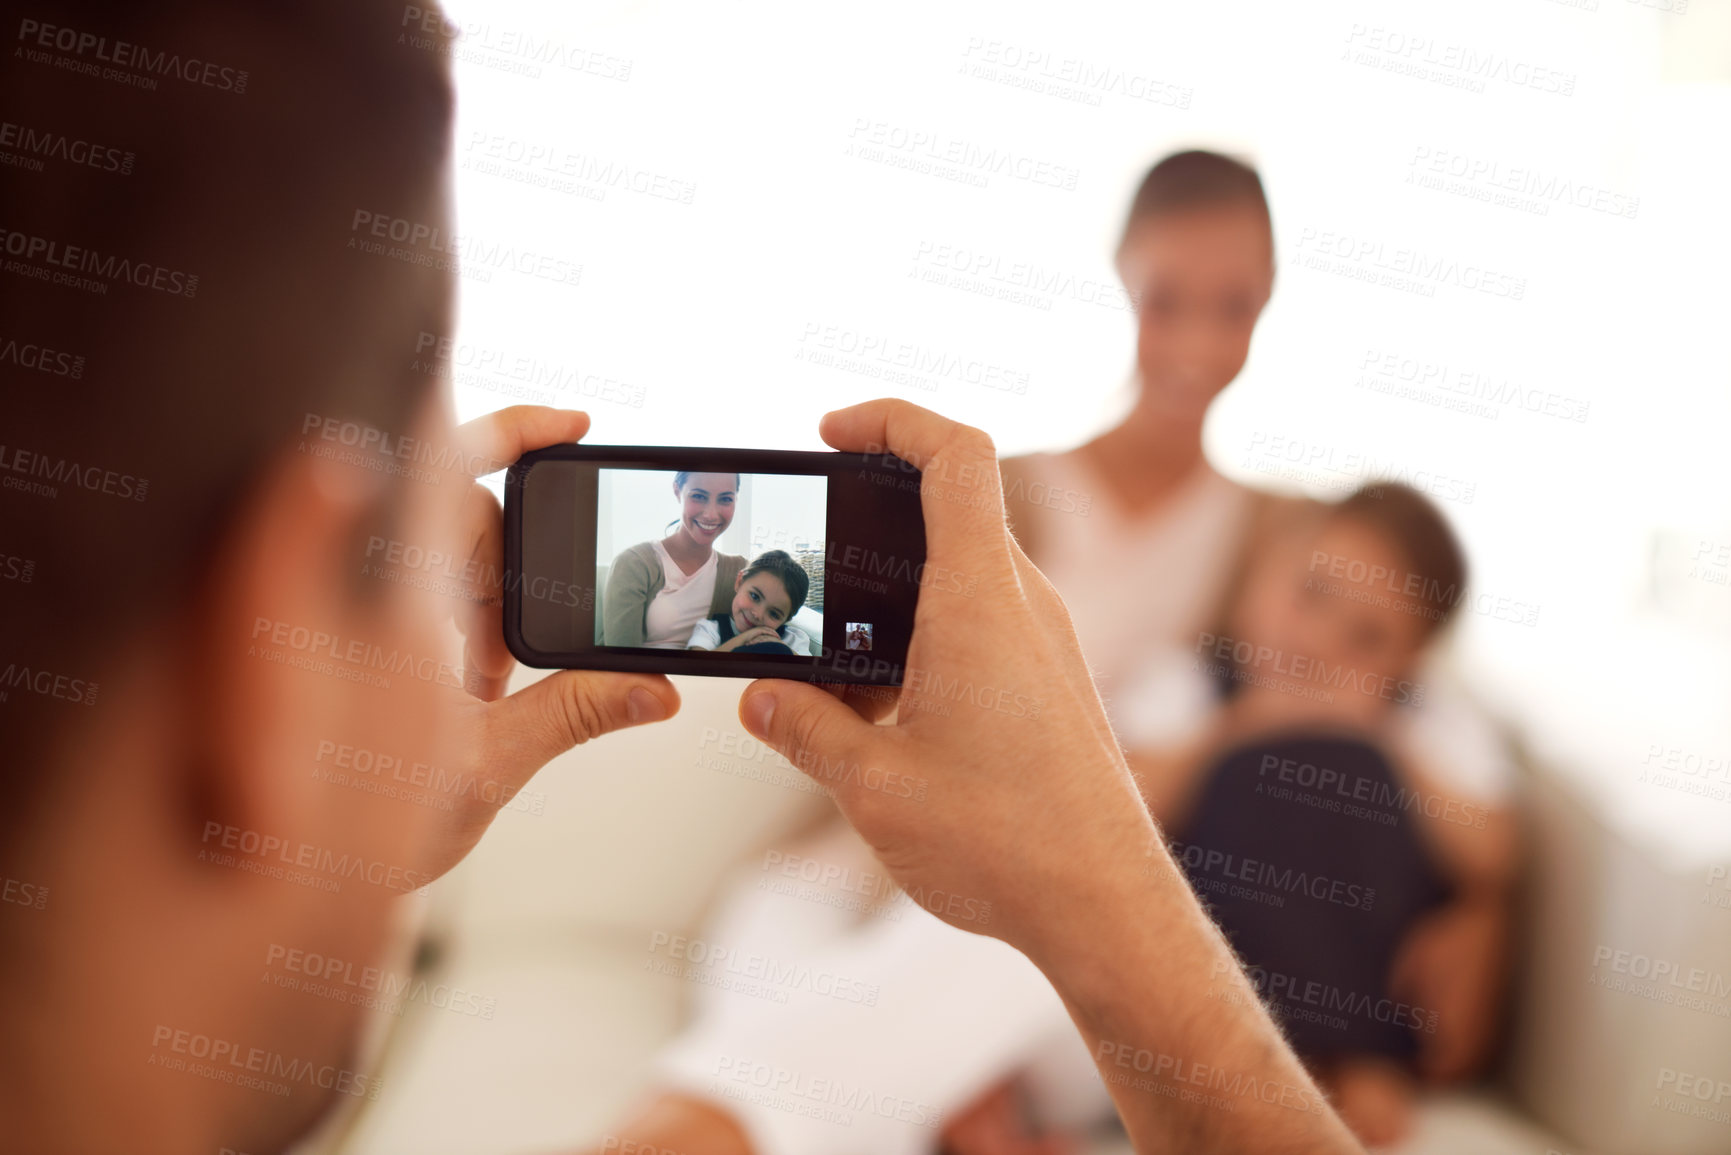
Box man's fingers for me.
[454,405,591,480]
[483,670,681,775]
[819,399,1012,577]
[455,482,510,694]
[740,680,879,795]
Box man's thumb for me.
[487,671,680,775]
[740,680,875,786]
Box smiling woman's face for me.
[675,472,738,546]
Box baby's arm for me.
[686,618,720,651]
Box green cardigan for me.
[602,542,746,646]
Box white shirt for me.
[1022,452,1254,702]
[641,540,718,649]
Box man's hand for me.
[737,399,1148,961]
[420,406,681,880]
[736,399,1364,1155]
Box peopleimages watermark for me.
[818,539,979,598]
[0,332,85,379]
[0,226,198,298]
[1653,1067,1731,1126]
[148,1026,381,1102]
[263,943,498,1019]
[0,118,134,176]
[0,660,99,707]
[15,18,250,94]
[313,739,547,818]
[711,1055,944,1130]
[1161,839,1377,913]
[1706,866,1731,913]
[460,130,695,206]
[1341,24,1576,97]
[796,321,1031,396]
[348,210,582,289]
[411,331,647,410]
[1255,753,1488,829]
[697,726,930,803]
[298,412,513,486]
[1094,1039,1329,1116]
[1639,741,1731,806]
[360,532,593,612]
[860,439,1094,519]
[1352,346,1590,425]
[957,37,1193,110]
[759,848,994,926]
[1240,431,1478,505]
[908,239,1137,316]
[1194,632,1425,707]
[1590,946,1731,1017]
[0,552,34,584]
[249,615,478,695]
[399,6,633,83]
[645,932,881,1007]
[1307,547,1542,629]
[198,820,433,895]
[758,849,905,922]
[1406,145,1637,221]
[1212,959,1439,1036]
[0,443,148,503]
[844,117,1080,192]
[1290,226,1525,303]
[2,875,48,912]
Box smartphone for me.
[502,445,924,685]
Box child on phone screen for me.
[686,550,816,655]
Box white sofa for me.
[300,666,1728,1155]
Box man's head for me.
[1115,150,1275,424]
[1,4,467,1150]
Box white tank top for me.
[1020,451,1254,704]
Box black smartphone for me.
[502,445,924,685]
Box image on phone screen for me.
[504,447,922,685]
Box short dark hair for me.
[1120,149,1272,249]
[741,550,809,617]
[1332,483,1469,637]
[0,1,455,836]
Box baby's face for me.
[1117,206,1273,421]
[732,572,793,634]
[1233,518,1431,690]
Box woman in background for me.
[603,471,747,648]
[586,151,1515,1155]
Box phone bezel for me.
[502,444,922,686]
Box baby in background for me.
[687,550,816,655]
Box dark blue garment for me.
[1173,734,1452,1064]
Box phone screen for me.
[504,446,924,685]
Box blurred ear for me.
[184,447,389,849]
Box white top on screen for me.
[641,540,718,649]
